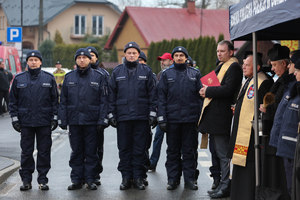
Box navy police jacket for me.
[58,66,108,126]
[272,82,300,159]
[108,61,157,121]
[157,63,203,123]
[9,68,58,127]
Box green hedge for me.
[147,34,224,75]
[52,43,103,69]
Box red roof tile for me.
[105,6,236,49]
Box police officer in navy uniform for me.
[9,50,58,191]
[108,42,157,190]
[86,46,109,186]
[58,48,108,190]
[157,46,202,190]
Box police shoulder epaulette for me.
[188,66,199,72]
[112,64,123,72]
[14,71,27,77]
[64,70,74,77]
[94,68,104,76]
[42,70,55,77]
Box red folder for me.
[200,71,220,87]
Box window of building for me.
[92,16,103,36]
[0,16,5,30]
[74,15,86,35]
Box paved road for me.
[0,116,230,200]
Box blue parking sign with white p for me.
[7,27,22,42]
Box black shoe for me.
[210,188,230,198]
[120,178,131,190]
[133,178,145,190]
[167,180,179,190]
[94,179,101,186]
[184,180,198,190]
[143,178,148,186]
[148,165,156,172]
[20,183,32,191]
[67,183,83,190]
[39,183,49,190]
[86,182,97,190]
[211,178,220,190]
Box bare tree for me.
[117,0,142,10]
[215,0,238,9]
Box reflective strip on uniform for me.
[104,118,108,124]
[53,73,65,77]
[58,120,62,125]
[108,113,113,119]
[158,116,164,122]
[53,115,58,120]
[282,136,297,142]
[150,111,157,117]
[12,116,18,122]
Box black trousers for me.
[117,120,148,179]
[95,129,104,180]
[69,125,98,184]
[166,123,198,182]
[20,126,52,184]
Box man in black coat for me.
[258,44,291,199]
[0,61,10,115]
[228,52,273,200]
[199,40,243,198]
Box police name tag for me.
[90,82,99,86]
[42,83,51,87]
[138,75,147,80]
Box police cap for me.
[26,50,42,62]
[139,51,147,62]
[86,46,99,58]
[171,46,189,58]
[74,48,91,61]
[124,42,140,53]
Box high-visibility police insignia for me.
[247,84,255,99]
[179,48,182,50]
[80,52,84,55]
[88,49,91,52]
[42,83,51,87]
[291,103,299,109]
[129,43,133,47]
[138,75,147,80]
[90,82,99,86]
[31,53,35,56]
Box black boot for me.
[184,180,198,190]
[120,178,131,190]
[133,178,145,190]
[94,179,101,186]
[67,183,83,190]
[167,180,179,190]
[86,182,97,190]
[209,183,230,198]
[211,177,220,190]
[39,183,49,190]
[20,182,32,191]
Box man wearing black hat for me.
[138,51,147,64]
[108,42,156,190]
[157,46,202,190]
[199,40,243,198]
[267,50,300,197]
[257,44,292,199]
[58,48,108,190]
[9,50,58,191]
[86,46,109,186]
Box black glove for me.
[97,125,105,133]
[51,120,58,131]
[149,116,157,129]
[109,118,117,128]
[12,121,21,133]
[159,122,167,132]
[59,125,67,130]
